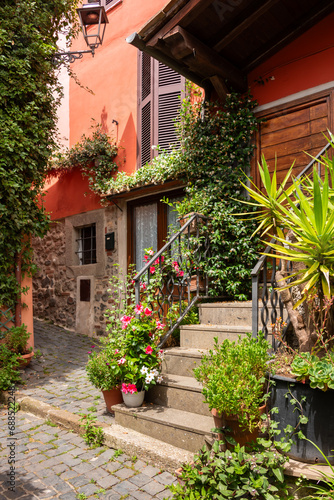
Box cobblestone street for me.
[0,410,175,499]
[0,320,178,499]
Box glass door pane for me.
[134,203,157,271]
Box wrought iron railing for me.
[251,142,331,345]
[133,213,211,348]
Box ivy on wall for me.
[0,0,80,309]
[49,123,119,195]
[105,86,262,300]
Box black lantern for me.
[53,0,108,64]
[77,0,108,52]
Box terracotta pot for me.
[102,388,123,414]
[211,404,266,447]
[18,351,34,368]
[122,389,145,408]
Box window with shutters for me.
[138,52,186,168]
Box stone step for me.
[180,324,254,349]
[113,403,214,453]
[146,374,210,416]
[199,301,287,326]
[162,347,207,377]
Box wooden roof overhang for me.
[127,0,334,100]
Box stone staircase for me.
[112,301,258,453]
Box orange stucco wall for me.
[43,0,167,221]
[248,13,334,106]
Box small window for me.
[76,224,97,265]
[103,0,122,11]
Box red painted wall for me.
[248,13,334,106]
[45,0,167,221]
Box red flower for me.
[145,345,153,355]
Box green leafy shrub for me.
[4,324,31,355]
[170,440,289,500]
[0,345,22,392]
[194,333,271,432]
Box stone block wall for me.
[32,205,120,337]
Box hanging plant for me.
[49,123,119,196]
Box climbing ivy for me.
[49,123,119,195]
[107,85,262,300]
[0,0,80,308]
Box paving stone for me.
[67,475,91,488]
[95,474,120,489]
[141,480,166,495]
[77,482,99,497]
[72,461,96,474]
[141,465,161,478]
[156,488,174,499]
[130,491,154,500]
[112,479,138,496]
[154,471,176,485]
[114,467,136,480]
[129,473,153,488]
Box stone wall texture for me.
[32,205,119,337]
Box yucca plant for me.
[243,140,334,352]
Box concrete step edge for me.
[159,374,202,392]
[180,324,252,332]
[113,404,213,436]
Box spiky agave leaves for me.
[238,155,299,238]
[264,167,334,307]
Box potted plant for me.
[194,333,271,446]
[86,341,123,413]
[4,324,34,368]
[118,302,164,407]
[241,138,334,462]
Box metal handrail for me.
[251,142,331,340]
[133,213,211,348]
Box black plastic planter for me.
[270,373,334,464]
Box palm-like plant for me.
[243,142,334,351]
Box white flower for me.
[140,366,148,375]
[145,372,155,383]
[152,369,159,377]
[157,375,163,383]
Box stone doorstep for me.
[113,403,214,453]
[162,347,206,377]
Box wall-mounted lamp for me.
[53,0,108,64]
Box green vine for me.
[105,85,261,299]
[0,0,80,309]
[49,122,119,195]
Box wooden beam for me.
[147,0,215,49]
[163,26,246,91]
[210,75,228,102]
[244,2,334,72]
[213,0,280,52]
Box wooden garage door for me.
[254,93,332,187]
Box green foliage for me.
[50,122,119,195]
[0,345,22,392]
[0,0,80,308]
[3,324,31,355]
[170,439,290,500]
[79,412,104,448]
[301,439,334,499]
[86,344,124,391]
[290,352,334,391]
[194,333,271,432]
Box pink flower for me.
[177,270,184,277]
[114,349,119,354]
[144,307,152,316]
[140,282,147,290]
[118,357,126,365]
[172,261,179,269]
[121,383,129,394]
[144,255,150,261]
[149,266,156,274]
[128,384,137,394]
[88,351,92,354]
[148,249,154,256]
[154,258,160,265]
[156,320,165,330]
[120,315,132,329]
[145,345,153,355]
[91,345,95,348]
[135,304,144,314]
